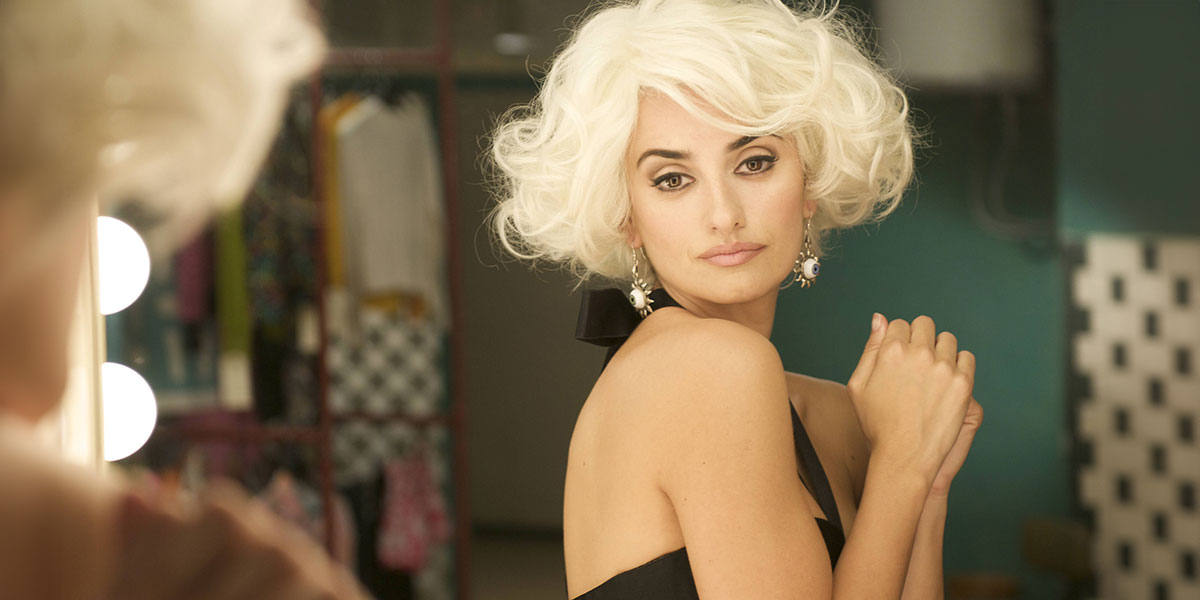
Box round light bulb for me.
[101,362,157,461]
[96,216,150,315]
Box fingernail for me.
[871,313,882,332]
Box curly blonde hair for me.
[488,0,917,286]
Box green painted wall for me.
[1057,0,1200,236]
[774,1,1200,597]
[772,92,1070,599]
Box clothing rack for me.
[308,1,470,597]
[163,0,471,596]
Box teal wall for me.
[1057,0,1200,236]
[773,1,1200,597]
[772,94,1069,599]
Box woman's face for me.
[624,92,813,308]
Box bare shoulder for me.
[602,310,788,420]
[590,311,793,484]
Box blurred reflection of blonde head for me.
[0,0,323,423]
[0,2,374,600]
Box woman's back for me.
[563,303,856,598]
[563,307,700,594]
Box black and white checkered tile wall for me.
[1070,235,1200,600]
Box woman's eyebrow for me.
[635,149,689,167]
[728,134,782,152]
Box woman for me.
[0,0,367,597]
[489,0,984,598]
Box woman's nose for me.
[706,178,745,233]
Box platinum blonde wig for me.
[0,0,325,236]
[489,0,916,285]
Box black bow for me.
[575,288,680,370]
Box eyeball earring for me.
[629,247,655,318]
[782,219,821,289]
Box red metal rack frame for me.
[307,1,471,599]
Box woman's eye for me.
[652,173,691,191]
[737,155,778,175]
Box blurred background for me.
[92,1,1200,599]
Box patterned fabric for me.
[333,420,417,486]
[243,188,318,327]
[377,448,452,571]
[327,307,443,418]
[1070,235,1200,600]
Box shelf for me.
[333,411,453,427]
[156,421,323,445]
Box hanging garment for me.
[317,93,364,291]
[240,101,319,420]
[317,94,364,341]
[327,305,444,418]
[174,227,212,326]
[332,421,426,488]
[340,471,417,600]
[334,94,448,326]
[215,206,252,410]
[376,446,452,572]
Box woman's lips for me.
[700,243,766,267]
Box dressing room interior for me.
[18,0,1199,599]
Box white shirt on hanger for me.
[334,93,448,327]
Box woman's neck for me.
[658,284,778,339]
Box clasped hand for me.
[847,314,984,496]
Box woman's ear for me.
[804,197,817,220]
[623,215,643,249]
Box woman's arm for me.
[825,380,946,600]
[899,494,947,600]
[644,319,937,599]
[822,378,941,600]
[899,392,984,600]
[831,450,931,599]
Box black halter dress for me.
[569,288,846,599]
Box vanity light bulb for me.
[101,362,157,462]
[96,216,150,315]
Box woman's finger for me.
[965,397,983,428]
[935,330,958,364]
[910,315,936,350]
[957,349,976,379]
[882,317,911,346]
[848,312,889,391]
